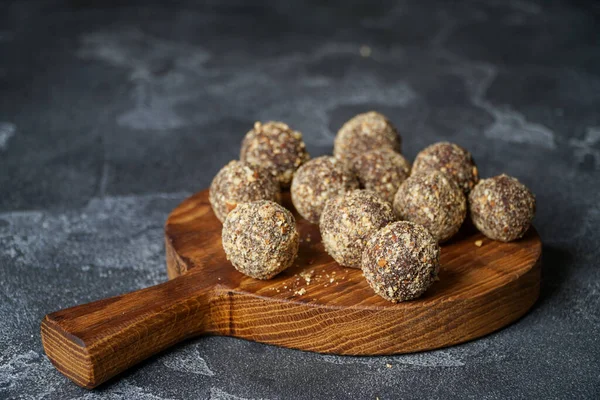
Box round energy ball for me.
[240,121,310,188]
[412,142,479,194]
[291,156,359,224]
[353,148,411,203]
[222,200,299,279]
[334,111,402,165]
[209,160,281,223]
[320,190,396,269]
[362,221,440,302]
[393,170,466,242]
[469,174,536,242]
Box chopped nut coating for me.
[393,170,466,242]
[469,174,536,242]
[353,148,411,203]
[362,221,440,302]
[240,121,310,188]
[291,156,359,224]
[320,190,396,268]
[222,200,299,279]
[209,160,280,223]
[334,111,401,165]
[412,142,479,194]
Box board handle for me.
[40,274,211,389]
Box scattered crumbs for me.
[360,45,372,57]
[386,363,392,368]
[300,270,314,284]
[284,286,287,289]
[276,289,280,293]
[329,277,335,283]
[217,277,221,280]
[474,240,483,247]
[294,288,307,296]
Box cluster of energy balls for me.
[209,113,536,302]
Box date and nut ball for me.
[240,121,310,188]
[320,190,396,269]
[469,174,536,242]
[412,142,479,194]
[393,170,466,242]
[291,156,359,224]
[353,148,411,204]
[362,221,440,302]
[209,160,280,223]
[334,112,402,165]
[222,200,299,279]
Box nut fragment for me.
[209,160,281,223]
[222,200,299,279]
[320,190,396,268]
[240,121,310,188]
[362,221,440,302]
[469,174,536,242]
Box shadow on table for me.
[532,244,572,311]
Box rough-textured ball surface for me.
[353,148,411,203]
[291,156,359,224]
[393,170,466,242]
[209,160,281,223]
[320,190,396,269]
[412,142,479,194]
[362,221,440,303]
[222,200,299,279]
[334,111,401,165]
[240,121,310,188]
[469,174,536,242]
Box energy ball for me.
[412,142,479,194]
[320,190,396,269]
[362,221,440,302]
[240,121,310,188]
[291,156,359,224]
[469,174,536,242]
[222,200,299,279]
[353,148,411,203]
[393,170,466,242]
[334,111,401,165]
[209,160,280,223]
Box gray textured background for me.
[1,0,599,399]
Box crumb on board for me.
[475,240,483,247]
[294,288,307,296]
[300,270,313,284]
[386,363,392,368]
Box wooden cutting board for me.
[41,189,541,389]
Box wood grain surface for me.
[41,189,541,389]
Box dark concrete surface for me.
[1,1,599,399]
